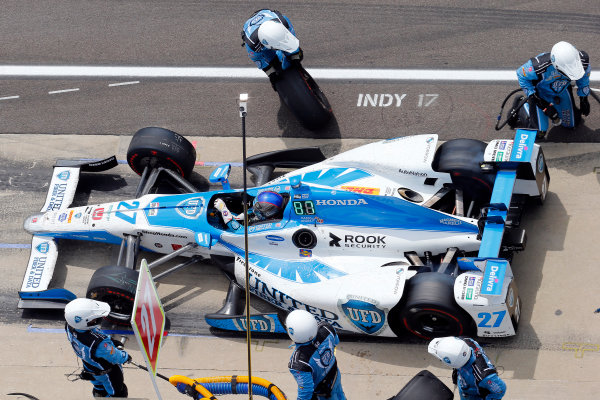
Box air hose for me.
[495,88,526,131]
[170,375,287,400]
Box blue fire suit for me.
[66,324,129,397]
[289,322,346,400]
[455,338,506,400]
[516,51,591,132]
[241,9,301,72]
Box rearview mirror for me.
[209,164,231,190]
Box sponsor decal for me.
[245,266,342,328]
[315,217,324,224]
[423,137,434,162]
[233,315,277,333]
[551,79,569,92]
[46,183,68,211]
[499,141,506,150]
[265,235,285,242]
[154,243,163,248]
[460,276,468,300]
[176,197,205,220]
[105,205,113,221]
[74,316,82,323]
[249,14,264,25]
[440,218,462,226]
[466,288,473,300]
[293,194,301,199]
[495,151,504,161]
[398,169,427,177]
[315,199,368,206]
[301,194,309,199]
[514,133,529,160]
[56,171,70,181]
[171,244,182,251]
[299,249,312,257]
[25,256,47,289]
[339,296,386,335]
[341,186,380,195]
[58,213,68,222]
[141,230,188,240]
[481,260,507,295]
[248,223,273,233]
[67,210,74,223]
[329,233,386,249]
[36,242,50,254]
[468,277,476,287]
[92,208,104,221]
[31,217,38,223]
[320,349,333,366]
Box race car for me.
[19,126,549,339]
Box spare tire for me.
[127,127,196,179]
[432,138,495,203]
[86,265,139,326]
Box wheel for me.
[432,138,495,204]
[127,127,196,179]
[390,370,453,400]
[86,265,139,326]
[275,65,333,130]
[398,272,474,340]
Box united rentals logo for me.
[56,171,70,181]
[339,297,386,335]
[176,197,205,219]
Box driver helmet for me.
[253,191,284,220]
[428,336,472,368]
[551,41,585,80]
[65,298,110,331]
[257,20,299,53]
[285,310,318,344]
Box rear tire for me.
[127,127,196,179]
[275,65,332,130]
[86,265,139,326]
[432,138,495,204]
[398,272,474,340]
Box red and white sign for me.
[131,259,165,398]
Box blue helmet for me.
[253,191,284,219]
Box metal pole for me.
[239,93,253,400]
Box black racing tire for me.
[275,65,333,130]
[86,265,139,326]
[432,138,495,203]
[389,370,453,400]
[127,127,196,179]
[398,272,474,340]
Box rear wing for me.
[455,129,547,337]
[18,156,118,309]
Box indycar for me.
[19,126,549,339]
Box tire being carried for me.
[398,272,474,340]
[127,127,197,179]
[86,265,139,326]
[275,64,333,130]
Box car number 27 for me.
[477,310,506,328]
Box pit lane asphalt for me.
[1,1,600,398]
[1,135,600,399]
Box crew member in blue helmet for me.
[241,9,302,89]
[512,41,591,139]
[215,190,284,230]
[65,298,131,398]
[428,336,506,400]
[286,310,346,400]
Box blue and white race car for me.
[20,127,549,339]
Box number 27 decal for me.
[477,310,506,328]
[115,201,139,224]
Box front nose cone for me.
[24,213,44,234]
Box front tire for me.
[398,273,474,340]
[127,127,196,179]
[275,65,333,130]
[86,265,139,326]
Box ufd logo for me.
[340,299,385,335]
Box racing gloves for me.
[531,93,560,124]
[580,96,590,116]
[214,199,233,224]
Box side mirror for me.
[209,164,231,190]
[196,232,218,249]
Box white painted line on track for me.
[0,95,20,100]
[48,88,80,94]
[108,81,140,87]
[1,64,597,81]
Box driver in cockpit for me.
[214,190,284,230]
